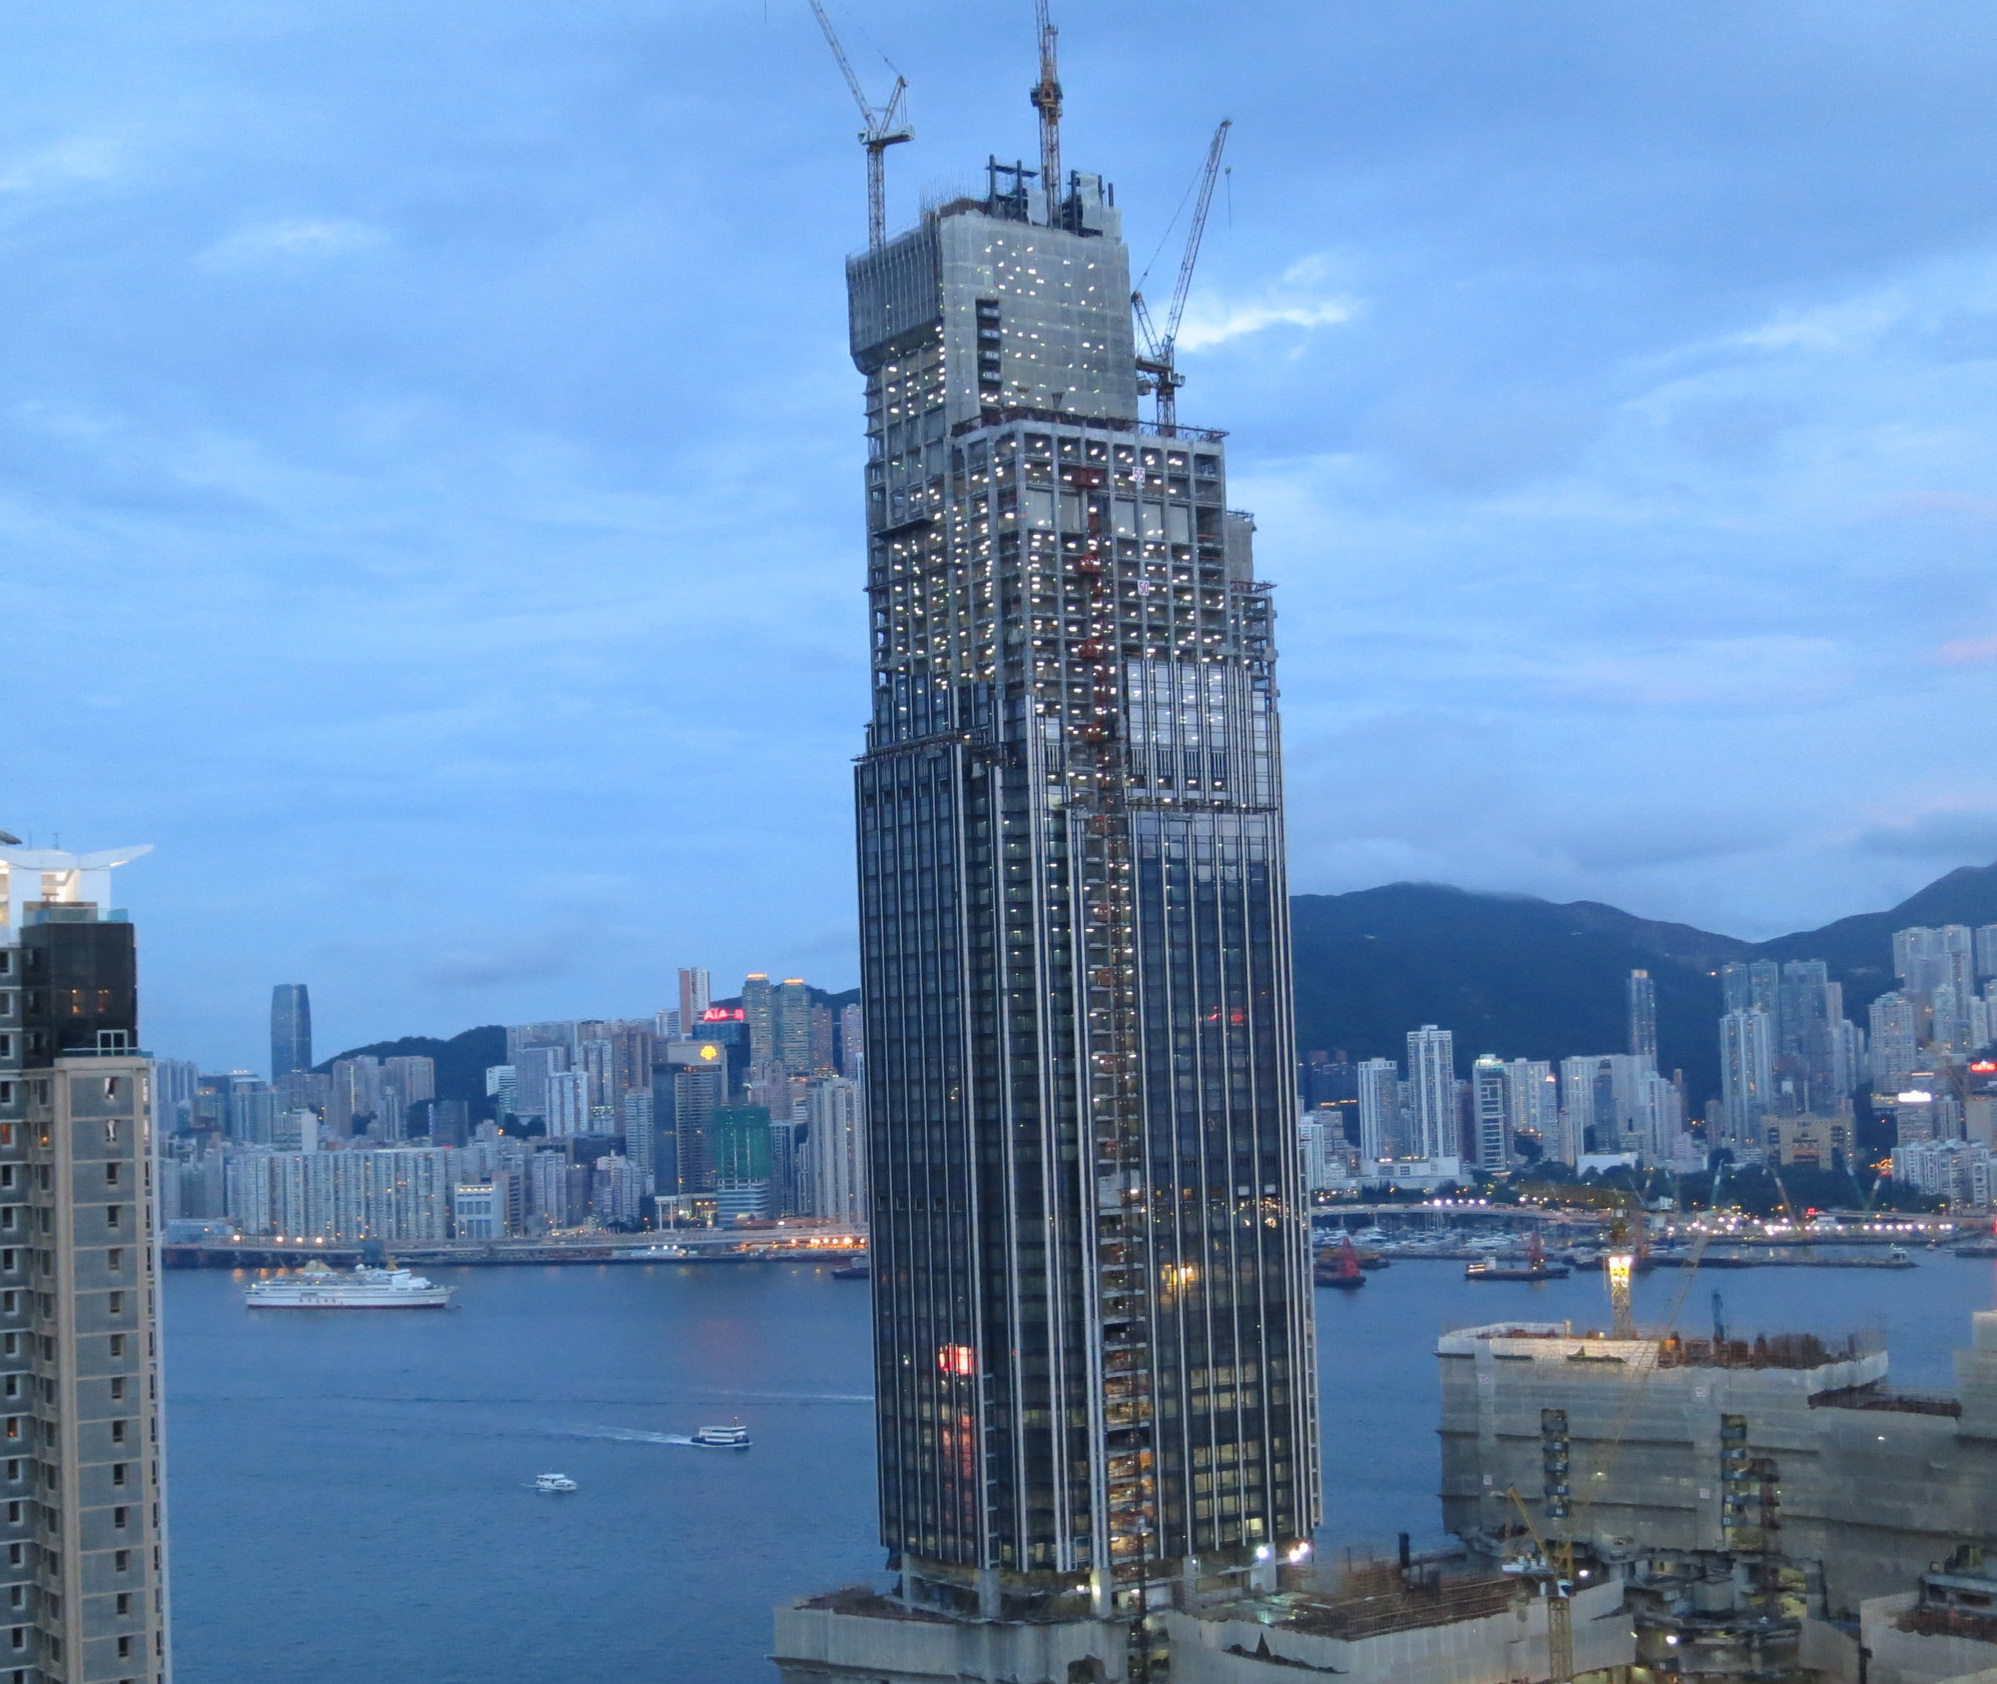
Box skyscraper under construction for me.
[778,23,1317,1682]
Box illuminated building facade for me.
[830,119,1318,1645]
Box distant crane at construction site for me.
[1029,0,1063,228]
[1132,119,1232,434]
[807,0,913,252]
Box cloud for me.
[1729,293,1908,355]
[196,218,387,271]
[1176,258,1362,351]
[0,136,120,196]
[1937,635,1997,665]
[1856,810,1997,862]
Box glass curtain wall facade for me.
[850,165,1317,1623]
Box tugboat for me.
[1314,1236,1368,1291]
[533,1473,578,1493]
[1465,1232,1571,1283]
[829,1259,871,1280]
[690,1422,752,1450]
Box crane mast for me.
[808,0,914,252]
[1030,0,1063,227]
[1132,119,1232,434]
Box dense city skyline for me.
[17,2,1997,1068]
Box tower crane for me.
[1029,0,1063,228]
[807,0,913,253]
[1132,119,1232,434]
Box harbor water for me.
[164,1251,1997,1684]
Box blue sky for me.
[11,1,1997,1069]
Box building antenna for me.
[1030,0,1062,227]
[807,0,913,252]
[1131,118,1232,434]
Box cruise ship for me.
[244,1259,456,1309]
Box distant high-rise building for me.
[803,1076,866,1226]
[1470,1055,1509,1170]
[773,978,813,1076]
[1627,969,1657,1066]
[1868,993,1920,1094]
[506,1021,578,1065]
[328,1055,382,1137]
[1720,959,1779,1018]
[1355,1058,1399,1163]
[677,967,712,1033]
[741,974,774,1067]
[153,1057,200,1133]
[609,1023,657,1100]
[1406,1026,1459,1166]
[1977,925,1997,983]
[1503,1059,1559,1160]
[592,1154,644,1226]
[653,1041,729,1195]
[1720,1009,1776,1151]
[485,1063,518,1124]
[0,841,171,1679]
[1775,960,1843,1114]
[711,1105,771,1221]
[620,1091,655,1184]
[577,1038,616,1109]
[270,982,312,1080]
[836,1003,863,1080]
[380,1054,436,1138]
[545,1070,588,1139]
[510,1044,566,1123]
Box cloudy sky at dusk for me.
[11,0,1997,1068]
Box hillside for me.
[1289,885,1745,1097]
[313,1025,506,1110]
[311,866,1997,1117]
[1290,863,1997,1103]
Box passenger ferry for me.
[244,1259,456,1309]
[690,1423,751,1450]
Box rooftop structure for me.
[1439,1313,1997,1619]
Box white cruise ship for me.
[244,1260,455,1309]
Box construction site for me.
[768,6,1997,1681]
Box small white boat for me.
[689,1423,751,1450]
[533,1473,578,1492]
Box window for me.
[105,1164,119,1186]
[108,1292,123,1315]
[112,1464,126,1487]
[110,1420,126,1444]
[117,1637,131,1657]
[107,1249,122,1273]
[6,1633,17,1652]
[109,1378,124,1401]
[113,1549,129,1572]
[116,1593,129,1616]
[106,1206,122,1229]
[108,1335,124,1358]
[112,1507,127,1530]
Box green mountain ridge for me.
[1291,862,1997,1103]
[313,863,1997,1116]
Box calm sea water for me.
[161,1251,1997,1684]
